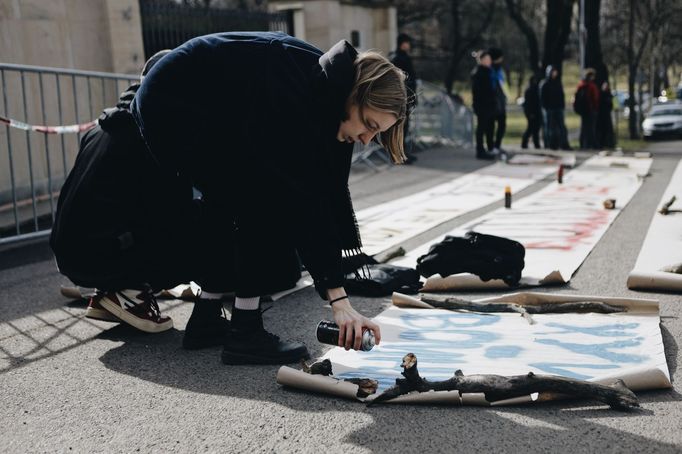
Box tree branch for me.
[504,0,541,73]
[369,354,640,411]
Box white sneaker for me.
[96,288,173,333]
[85,296,121,323]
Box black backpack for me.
[416,231,525,286]
[573,85,589,115]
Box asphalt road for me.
[1,142,681,453]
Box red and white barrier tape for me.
[0,115,97,134]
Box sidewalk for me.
[1,143,680,453]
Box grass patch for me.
[502,109,580,147]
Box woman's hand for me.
[330,296,382,351]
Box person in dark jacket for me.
[576,68,600,149]
[521,74,542,149]
[488,47,507,154]
[597,81,615,149]
[390,33,417,164]
[540,65,571,150]
[471,50,497,160]
[55,32,407,365]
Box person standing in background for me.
[540,65,571,150]
[522,74,542,149]
[597,81,615,149]
[391,33,418,164]
[471,51,497,160]
[574,68,600,150]
[488,48,507,155]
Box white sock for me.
[201,291,229,300]
[234,296,260,311]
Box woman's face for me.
[336,104,397,145]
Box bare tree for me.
[625,0,676,138]
[583,0,608,85]
[542,0,575,74]
[443,0,496,95]
[504,0,542,75]
[601,0,682,138]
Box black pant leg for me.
[484,116,495,151]
[530,117,541,148]
[494,112,507,148]
[475,114,487,152]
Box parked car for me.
[613,90,652,119]
[642,101,682,140]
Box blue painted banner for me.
[323,306,669,393]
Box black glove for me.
[416,231,525,286]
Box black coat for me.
[523,83,542,118]
[471,65,495,117]
[540,77,565,110]
[131,32,362,298]
[50,84,196,290]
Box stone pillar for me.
[103,0,145,75]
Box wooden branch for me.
[369,354,640,411]
[300,359,378,398]
[345,378,379,398]
[420,296,626,325]
[381,246,406,263]
[660,263,682,274]
[300,359,333,376]
[659,195,677,215]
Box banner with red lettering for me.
[392,156,652,290]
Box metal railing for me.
[0,63,139,246]
[412,80,474,148]
[0,64,475,246]
[352,80,474,170]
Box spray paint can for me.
[557,164,564,184]
[316,320,376,351]
[504,185,512,209]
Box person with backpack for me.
[522,74,542,149]
[52,32,407,365]
[574,68,600,150]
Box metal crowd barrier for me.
[0,64,475,246]
[352,79,474,170]
[0,62,139,246]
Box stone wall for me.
[0,1,144,232]
[270,0,397,55]
[0,0,145,73]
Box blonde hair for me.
[348,51,408,163]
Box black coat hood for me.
[314,40,358,134]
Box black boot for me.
[476,149,496,160]
[221,308,310,365]
[182,299,231,350]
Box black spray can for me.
[316,320,376,351]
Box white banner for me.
[356,162,557,255]
[628,159,682,292]
[392,156,653,291]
